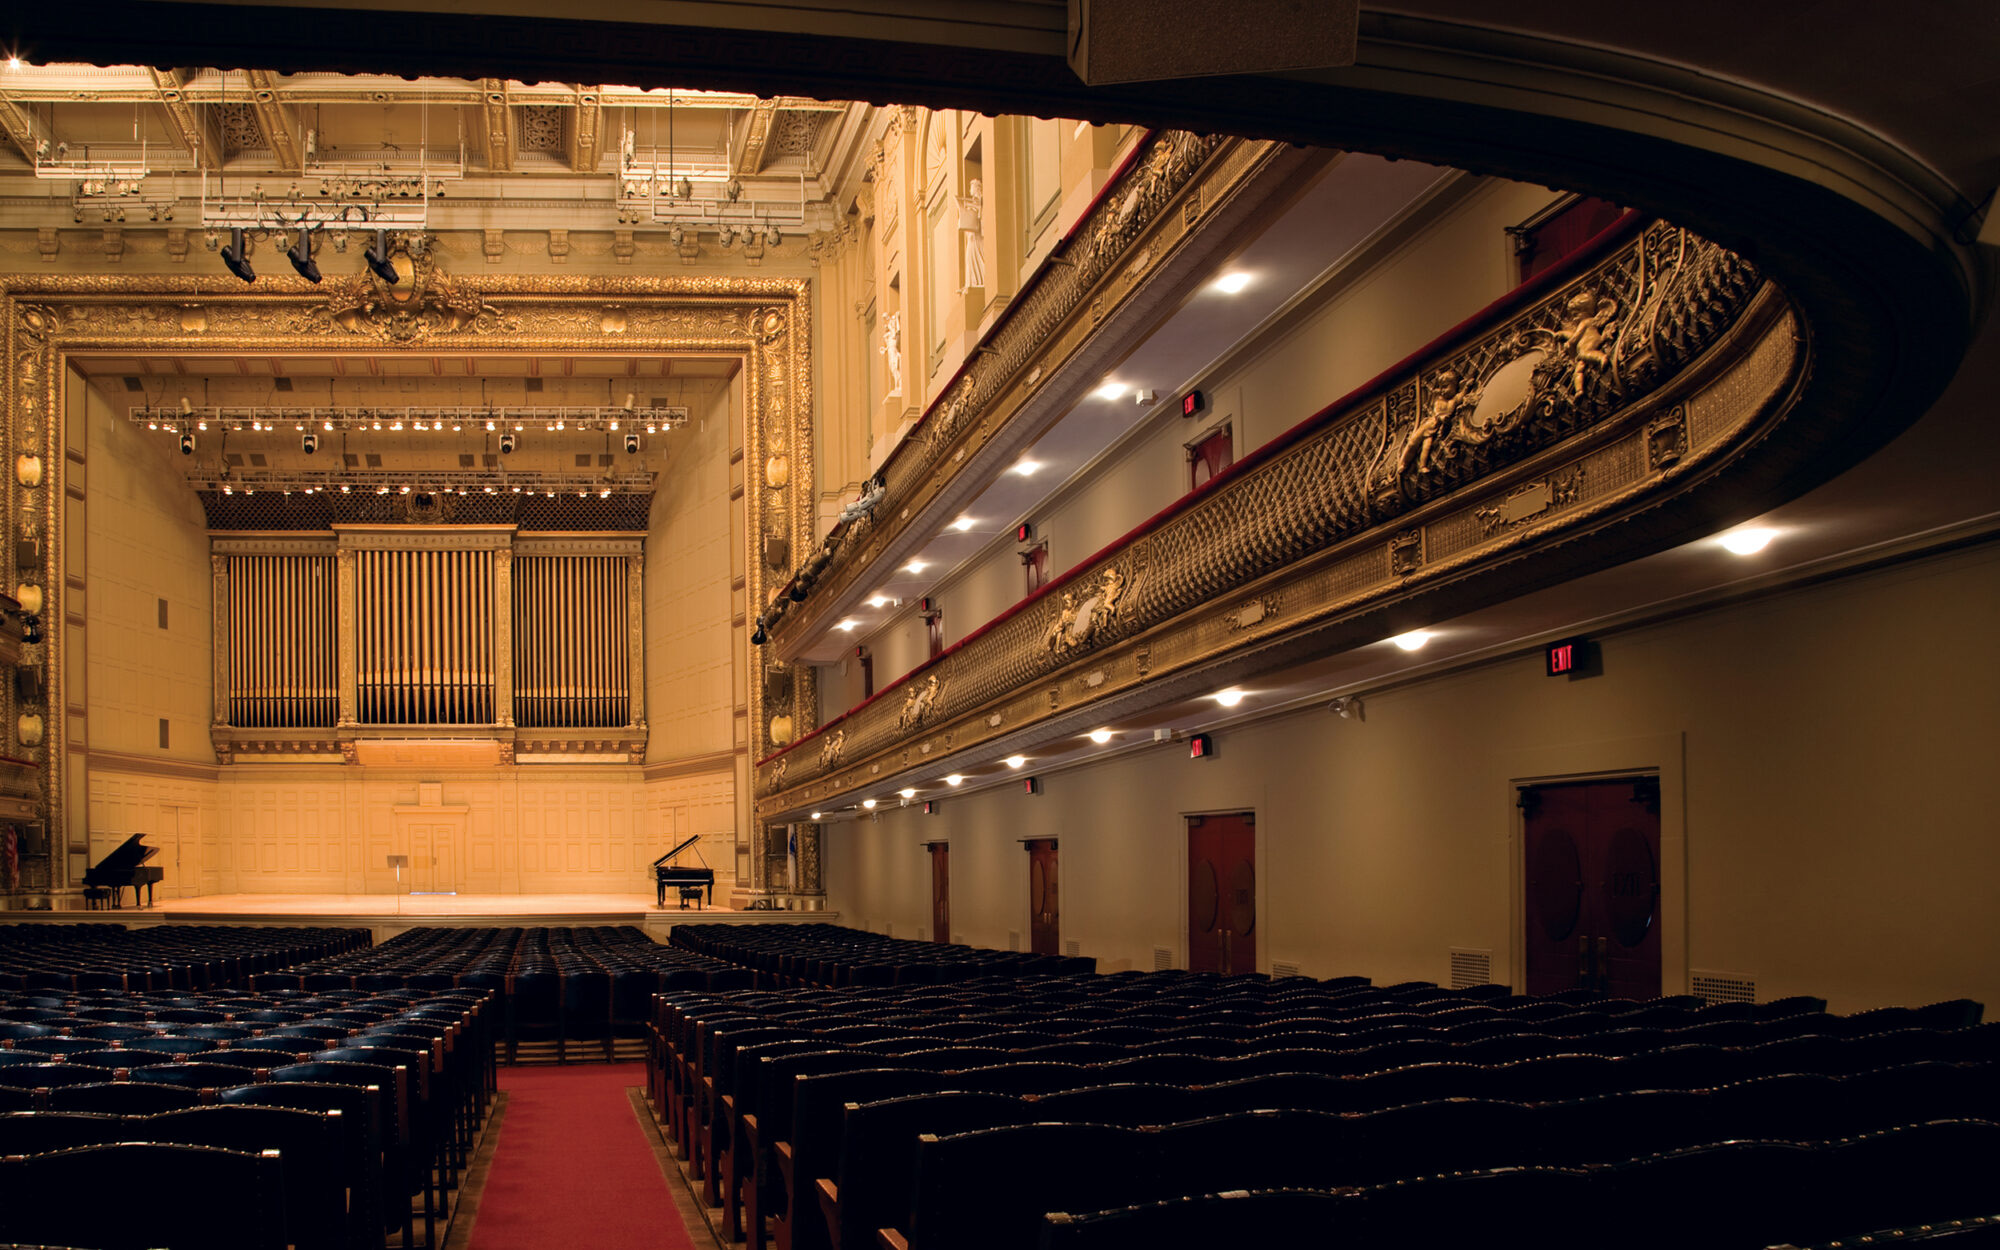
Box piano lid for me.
[653,834,702,867]
[89,833,157,869]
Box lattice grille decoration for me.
[217,103,263,155]
[199,491,655,531]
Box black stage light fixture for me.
[750,616,767,646]
[365,229,399,283]
[220,228,255,282]
[287,228,322,283]
[624,432,640,454]
[178,432,196,456]
[302,432,319,455]
[499,432,517,455]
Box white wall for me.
[828,541,2000,1014]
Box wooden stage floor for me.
[1,892,836,940]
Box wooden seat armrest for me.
[742,1113,760,1147]
[774,1140,793,1187]
[876,1230,910,1250]
[815,1176,842,1242]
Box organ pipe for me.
[353,547,497,725]
[224,555,338,728]
[512,555,629,728]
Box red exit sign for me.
[1546,637,1590,677]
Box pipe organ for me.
[225,555,338,727]
[356,548,497,724]
[512,555,631,728]
[211,528,644,745]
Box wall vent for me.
[1271,959,1303,979]
[1063,939,1081,958]
[1152,946,1174,971]
[524,378,544,392]
[1008,930,1021,952]
[1449,947,1494,989]
[272,377,294,392]
[1691,970,1757,1005]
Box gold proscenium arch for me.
[2,266,818,874]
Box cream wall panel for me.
[829,544,2000,1015]
[646,386,738,764]
[80,380,214,762]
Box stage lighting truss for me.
[615,152,811,238]
[127,404,692,437]
[198,146,464,233]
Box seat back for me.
[0,1141,287,1250]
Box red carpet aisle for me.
[468,1063,699,1250]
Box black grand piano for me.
[82,834,164,909]
[654,835,714,908]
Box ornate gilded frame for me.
[2,266,818,880]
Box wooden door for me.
[1188,813,1257,974]
[408,825,434,893]
[1522,777,1662,998]
[407,822,459,894]
[1026,838,1059,956]
[929,843,950,943]
[153,805,200,901]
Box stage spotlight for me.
[287,229,321,283]
[364,229,399,283]
[302,432,319,455]
[220,228,255,282]
[750,616,767,646]
[499,432,517,455]
[624,432,640,454]
[178,432,196,456]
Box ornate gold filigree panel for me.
[1,263,815,886]
[756,221,1797,819]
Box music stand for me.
[387,855,409,916]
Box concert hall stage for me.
[0,892,836,942]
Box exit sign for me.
[1546,637,1592,677]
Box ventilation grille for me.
[1152,946,1174,972]
[1691,971,1756,1005]
[1062,939,1081,958]
[1008,930,1021,952]
[1449,947,1494,989]
[1270,959,1303,979]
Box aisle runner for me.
[469,1063,698,1250]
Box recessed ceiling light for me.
[898,787,917,799]
[944,774,964,786]
[1719,527,1778,555]
[1004,755,1027,769]
[904,560,927,575]
[835,618,862,631]
[1391,630,1433,652]
[1213,271,1253,294]
[810,811,822,820]
[862,799,877,810]
[1212,688,1247,707]
[867,595,888,608]
[1094,381,1126,402]
[951,516,976,532]
[1011,459,1042,476]
[1088,728,1114,744]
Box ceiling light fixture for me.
[1094,381,1126,402]
[286,228,321,283]
[835,618,862,631]
[1213,271,1253,294]
[898,787,917,799]
[1011,459,1042,476]
[944,774,964,787]
[862,799,877,810]
[1720,527,1778,555]
[1088,728,1113,744]
[364,229,400,284]
[220,228,255,282]
[1391,630,1433,652]
[951,516,976,532]
[1212,688,1247,708]
[904,560,927,575]
[1004,755,1027,769]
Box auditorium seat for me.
[0,1141,288,1250]
[49,1081,204,1114]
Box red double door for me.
[1522,778,1662,999]
[1188,813,1256,974]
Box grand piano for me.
[654,835,714,908]
[82,834,164,908]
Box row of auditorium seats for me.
[645,960,1992,1250]
[0,922,370,990]
[670,922,1096,986]
[0,984,497,1250]
[263,924,752,1062]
